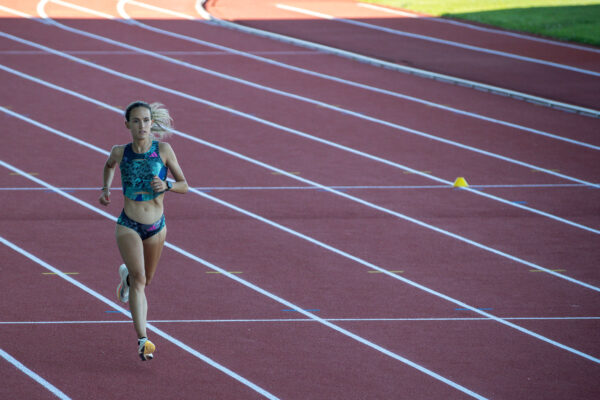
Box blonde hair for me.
[124,100,173,140]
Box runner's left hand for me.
[151,176,166,192]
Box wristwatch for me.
[166,181,173,191]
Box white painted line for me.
[3,69,600,291]
[0,348,71,400]
[276,3,600,78]
[0,235,280,400]
[1,113,599,367]
[43,0,115,19]
[195,1,600,118]
[0,162,488,399]
[357,2,420,18]
[120,1,600,150]
[356,2,600,54]
[2,36,599,236]
[0,4,33,18]
[2,316,599,325]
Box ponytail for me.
[149,102,173,140]
[124,100,173,140]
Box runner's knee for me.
[130,272,146,289]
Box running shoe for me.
[116,264,129,303]
[138,337,155,361]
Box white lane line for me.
[195,1,600,118]
[0,163,489,400]
[358,2,419,18]
[275,3,600,77]
[2,71,600,292]
[118,1,600,151]
[356,2,600,54]
[2,316,599,325]
[0,4,32,18]
[1,111,599,367]
[0,235,281,400]
[120,0,193,19]
[0,348,71,400]
[2,40,599,236]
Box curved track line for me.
[0,348,71,400]
[0,164,489,400]
[3,22,599,236]
[3,102,600,367]
[115,1,600,150]
[276,3,600,77]
[196,1,600,118]
[356,2,600,54]
[0,237,280,400]
[3,66,600,291]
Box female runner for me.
[99,101,188,360]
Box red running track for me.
[206,0,600,110]
[1,1,599,399]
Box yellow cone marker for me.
[453,177,469,188]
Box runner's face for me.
[126,107,152,140]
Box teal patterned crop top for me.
[120,141,168,201]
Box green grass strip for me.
[362,0,600,46]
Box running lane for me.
[2,4,598,274]
[205,0,600,109]
[2,11,598,220]
[31,1,600,178]
[115,1,600,145]
[1,109,495,400]
[2,60,600,399]
[2,41,599,278]
[1,3,599,399]
[1,9,598,287]
[3,87,600,400]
